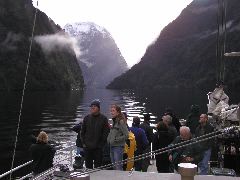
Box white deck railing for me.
[0,145,75,179]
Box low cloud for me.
[34,33,81,58]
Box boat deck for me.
[49,170,239,180]
[31,160,239,180]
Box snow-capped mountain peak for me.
[64,22,109,37]
[63,21,128,88]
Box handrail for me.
[0,144,75,179]
[0,161,33,179]
[18,172,33,180]
[2,126,239,179]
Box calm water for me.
[0,87,239,175]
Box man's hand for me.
[169,155,173,162]
[185,157,193,162]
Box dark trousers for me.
[134,150,143,171]
[141,146,151,172]
[156,154,171,173]
[84,148,102,169]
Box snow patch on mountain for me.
[64,22,109,38]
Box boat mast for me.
[216,0,227,86]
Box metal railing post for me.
[70,148,73,167]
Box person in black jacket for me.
[72,120,84,169]
[139,113,153,171]
[165,108,181,133]
[29,131,55,174]
[153,121,172,173]
[72,120,84,156]
[195,114,214,175]
[186,104,200,135]
[81,99,109,169]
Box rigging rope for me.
[79,126,238,176]
[9,1,38,179]
[78,130,224,176]
[32,126,239,179]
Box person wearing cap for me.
[81,99,109,169]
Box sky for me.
[33,0,193,67]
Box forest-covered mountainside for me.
[0,0,84,91]
[108,0,240,92]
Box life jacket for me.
[124,131,136,171]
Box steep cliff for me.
[108,0,240,92]
[0,0,84,91]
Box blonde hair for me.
[37,131,48,143]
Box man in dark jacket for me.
[80,99,109,169]
[162,115,178,142]
[139,113,153,171]
[72,120,84,156]
[186,104,200,135]
[165,108,181,133]
[195,114,214,175]
[153,121,172,173]
[72,120,84,169]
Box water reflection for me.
[0,87,239,175]
[0,88,153,174]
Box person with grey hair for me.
[165,107,181,132]
[168,126,203,171]
[162,115,178,142]
[29,131,56,174]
